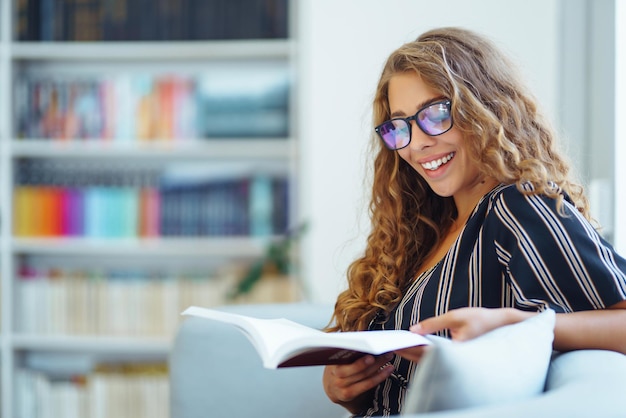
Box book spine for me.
[139,170,161,237]
[114,74,134,141]
[249,175,273,237]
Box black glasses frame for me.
[375,99,453,150]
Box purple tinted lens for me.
[378,120,410,149]
[418,103,451,135]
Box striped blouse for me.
[360,183,626,417]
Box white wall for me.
[296,0,561,303]
[615,1,626,254]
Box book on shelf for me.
[182,306,431,369]
[16,0,288,41]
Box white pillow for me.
[402,309,555,414]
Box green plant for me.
[228,223,308,300]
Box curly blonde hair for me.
[329,27,590,332]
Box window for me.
[615,1,626,253]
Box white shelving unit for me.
[10,138,293,159]
[1,0,13,412]
[0,1,299,416]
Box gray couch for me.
[169,303,626,418]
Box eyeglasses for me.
[375,100,453,150]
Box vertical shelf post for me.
[0,0,15,415]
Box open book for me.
[182,306,431,369]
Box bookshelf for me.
[0,0,299,417]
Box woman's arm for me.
[552,300,626,353]
[409,301,626,355]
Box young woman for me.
[322,27,626,417]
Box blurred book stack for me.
[16,0,288,41]
[14,67,290,141]
[16,262,236,335]
[17,356,169,418]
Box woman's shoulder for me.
[482,182,567,218]
[486,182,560,205]
[484,183,527,207]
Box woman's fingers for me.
[324,353,394,403]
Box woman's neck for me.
[453,177,499,224]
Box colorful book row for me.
[14,69,289,140]
[13,172,289,238]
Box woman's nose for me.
[408,120,436,151]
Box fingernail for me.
[409,324,421,332]
[364,355,374,365]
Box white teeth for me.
[421,152,455,171]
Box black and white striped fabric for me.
[361,183,626,417]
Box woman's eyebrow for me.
[390,96,447,118]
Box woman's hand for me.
[409,307,532,341]
[408,304,626,355]
[323,353,395,414]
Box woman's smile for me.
[420,151,455,172]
